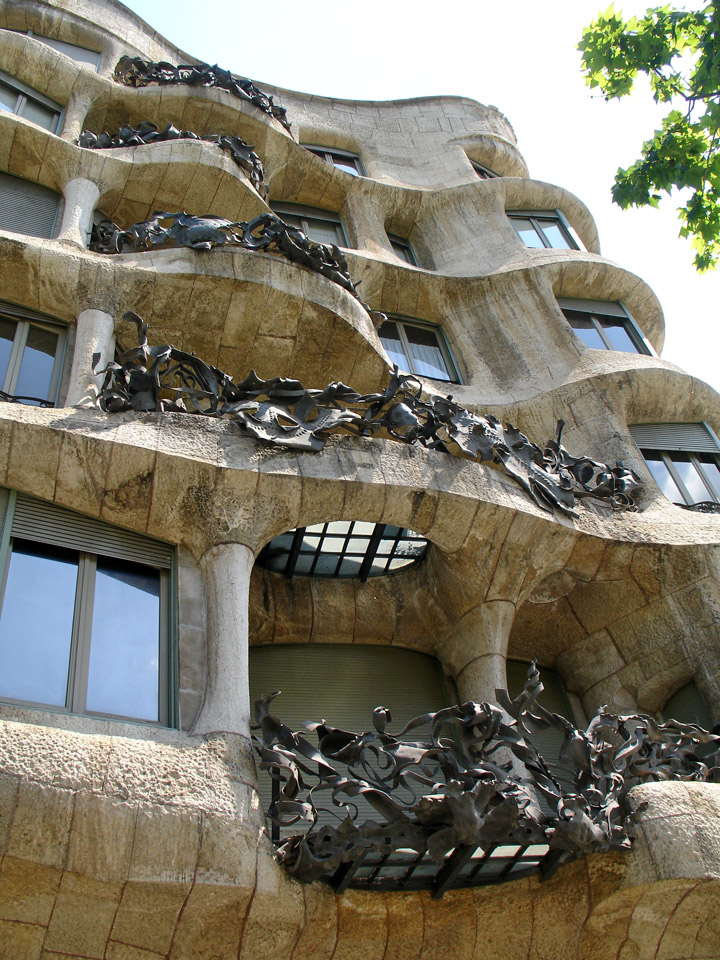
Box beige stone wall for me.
[1,1,720,956]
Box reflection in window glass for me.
[699,457,720,499]
[0,317,16,383]
[86,558,161,721]
[563,312,605,350]
[0,81,18,112]
[20,98,57,131]
[538,221,571,249]
[603,320,638,353]
[0,541,77,705]
[511,218,544,248]
[14,325,58,401]
[644,454,685,503]
[672,455,712,505]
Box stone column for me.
[193,542,255,738]
[65,309,115,406]
[59,93,92,142]
[56,177,100,248]
[436,600,515,703]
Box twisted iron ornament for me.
[94,313,641,516]
[79,122,267,197]
[89,210,386,325]
[113,56,291,132]
[252,662,720,891]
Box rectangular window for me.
[270,202,348,247]
[387,233,417,265]
[508,210,578,250]
[630,423,720,508]
[0,69,62,132]
[558,298,651,355]
[304,145,364,176]
[0,171,61,238]
[378,316,459,383]
[0,490,174,724]
[0,303,66,405]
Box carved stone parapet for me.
[113,56,291,132]
[94,313,641,517]
[79,122,267,197]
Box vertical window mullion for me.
[691,456,720,503]
[0,491,18,617]
[662,455,694,505]
[593,316,613,351]
[4,321,30,395]
[396,323,414,374]
[67,552,96,714]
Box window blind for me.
[0,172,60,238]
[630,423,719,454]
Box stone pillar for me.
[59,93,92,142]
[436,600,515,703]
[194,542,255,738]
[65,309,115,406]
[56,177,100,248]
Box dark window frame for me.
[303,144,365,177]
[270,201,348,247]
[0,489,175,726]
[0,301,67,406]
[508,209,579,250]
[378,315,460,384]
[558,297,652,355]
[469,159,498,179]
[0,68,63,133]
[630,423,720,507]
[387,233,417,265]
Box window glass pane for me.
[511,218,544,248]
[19,97,58,132]
[0,81,19,113]
[86,557,161,721]
[538,220,571,249]
[303,217,343,246]
[405,325,451,380]
[644,453,685,503]
[564,311,606,350]
[0,540,77,706]
[14,324,58,401]
[332,157,360,176]
[378,321,409,370]
[602,319,639,353]
[697,456,720,500]
[280,213,303,230]
[390,240,413,263]
[0,316,18,387]
[672,454,713,505]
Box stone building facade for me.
[0,1,719,957]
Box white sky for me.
[121,0,720,394]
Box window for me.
[630,423,720,508]
[0,171,61,238]
[378,316,459,382]
[0,489,174,724]
[387,233,417,265]
[661,681,712,728]
[558,298,651,355]
[470,160,498,179]
[0,69,62,132]
[270,202,347,246]
[304,145,364,176]
[257,520,428,579]
[12,31,102,70]
[0,302,66,405]
[508,210,578,250]
[250,643,452,839]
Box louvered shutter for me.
[10,492,173,567]
[250,644,451,826]
[557,297,627,318]
[33,36,101,69]
[630,423,719,454]
[0,172,60,238]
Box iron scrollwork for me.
[89,211,385,324]
[114,56,291,132]
[79,122,267,197]
[252,663,720,893]
[94,313,640,516]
